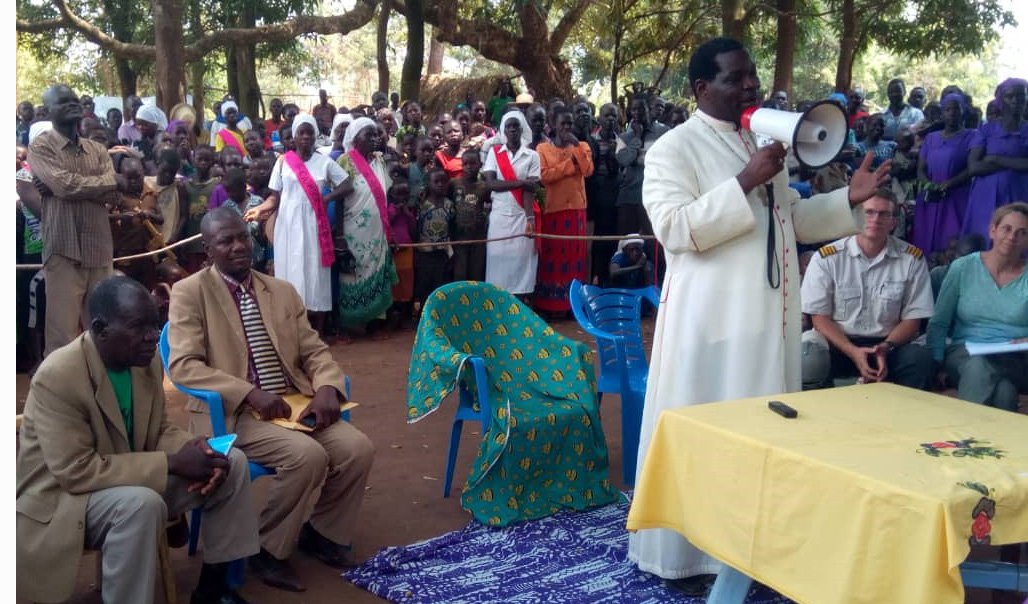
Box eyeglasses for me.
[864,209,896,220]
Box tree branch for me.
[183,0,377,61]
[17,0,379,64]
[551,0,595,49]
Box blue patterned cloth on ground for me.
[344,495,795,604]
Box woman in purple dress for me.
[964,78,1028,238]
[912,93,974,253]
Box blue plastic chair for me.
[158,323,351,585]
[442,356,492,498]
[569,279,659,486]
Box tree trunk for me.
[400,0,425,101]
[234,3,260,118]
[721,0,746,40]
[153,0,185,111]
[186,0,204,127]
[427,27,444,76]
[376,5,391,93]
[834,0,857,92]
[772,0,796,98]
[115,58,137,99]
[225,45,239,101]
[610,21,623,106]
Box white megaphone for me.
[741,100,848,169]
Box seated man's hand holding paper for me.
[246,387,292,421]
[298,385,343,431]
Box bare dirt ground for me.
[15,317,1021,604]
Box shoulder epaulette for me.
[818,245,838,258]
[905,244,924,260]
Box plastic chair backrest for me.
[159,323,228,436]
[569,280,657,388]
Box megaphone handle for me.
[765,183,781,290]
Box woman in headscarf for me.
[318,113,353,160]
[534,105,594,316]
[608,234,653,289]
[133,104,168,165]
[244,113,350,334]
[964,78,1028,237]
[912,93,975,253]
[482,111,540,300]
[213,101,247,155]
[333,117,398,338]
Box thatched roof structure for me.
[418,73,523,119]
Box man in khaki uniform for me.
[168,208,375,593]
[801,191,935,388]
[16,276,258,604]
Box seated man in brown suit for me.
[168,207,375,592]
[17,276,258,604]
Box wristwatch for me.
[883,341,898,353]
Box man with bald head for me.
[28,84,127,356]
[17,276,258,604]
[168,207,375,593]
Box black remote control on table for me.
[768,400,798,419]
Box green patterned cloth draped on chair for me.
[407,281,622,526]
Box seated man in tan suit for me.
[17,276,258,604]
[168,207,375,592]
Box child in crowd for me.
[277,122,295,153]
[16,146,45,373]
[111,156,163,288]
[415,168,456,306]
[427,123,445,151]
[243,129,268,164]
[247,154,275,273]
[395,101,426,142]
[151,259,190,325]
[450,148,491,282]
[435,120,465,180]
[221,167,269,273]
[180,145,219,271]
[387,178,418,329]
[400,133,417,168]
[409,135,435,204]
[890,128,918,239]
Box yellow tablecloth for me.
[626,383,1028,604]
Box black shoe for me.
[664,574,717,597]
[190,588,250,604]
[249,549,306,592]
[297,522,360,569]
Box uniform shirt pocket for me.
[834,287,861,320]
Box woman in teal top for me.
[926,202,1028,411]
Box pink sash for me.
[283,151,335,267]
[347,149,393,243]
[217,129,246,156]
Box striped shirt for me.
[218,269,292,392]
[27,128,119,267]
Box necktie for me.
[237,285,287,394]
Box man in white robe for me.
[628,37,892,595]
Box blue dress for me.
[964,121,1028,237]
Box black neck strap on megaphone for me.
[764,183,781,290]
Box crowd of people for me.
[13,37,1028,602]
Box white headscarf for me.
[135,104,168,131]
[220,100,239,117]
[29,121,53,144]
[343,117,377,153]
[496,111,531,148]
[332,113,353,138]
[617,234,645,254]
[291,112,319,139]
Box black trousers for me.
[819,336,934,390]
[415,250,451,302]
